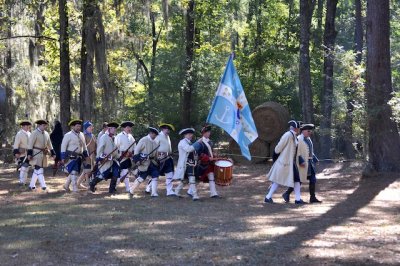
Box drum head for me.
[215,160,233,167]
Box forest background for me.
[1,0,400,172]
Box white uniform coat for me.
[173,138,196,180]
[115,131,135,163]
[13,129,31,156]
[267,130,298,187]
[134,135,159,172]
[296,134,309,183]
[155,131,172,154]
[28,128,54,167]
[97,132,119,173]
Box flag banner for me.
[206,55,258,160]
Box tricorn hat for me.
[148,127,159,135]
[179,127,195,135]
[159,123,175,131]
[288,120,300,129]
[300,123,315,131]
[120,121,134,128]
[107,122,119,128]
[35,119,48,125]
[201,124,212,134]
[19,120,32,126]
[68,119,83,127]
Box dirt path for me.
[0,162,399,265]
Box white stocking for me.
[265,182,279,199]
[294,182,301,201]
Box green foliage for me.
[1,0,399,153]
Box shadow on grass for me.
[0,165,399,265]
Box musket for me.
[53,147,79,177]
[120,144,160,183]
[16,148,44,171]
[117,140,136,163]
[90,146,119,177]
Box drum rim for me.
[215,159,233,167]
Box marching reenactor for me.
[264,120,307,204]
[155,123,176,196]
[76,121,97,189]
[173,128,202,201]
[13,120,32,186]
[129,127,160,197]
[115,121,136,193]
[89,122,120,194]
[27,120,56,191]
[282,124,322,203]
[97,122,108,145]
[196,124,219,198]
[60,119,89,192]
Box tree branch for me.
[131,45,150,80]
[0,35,58,41]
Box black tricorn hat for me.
[120,121,134,128]
[148,127,159,135]
[300,123,315,131]
[201,124,212,134]
[68,119,83,127]
[107,122,119,128]
[288,120,300,129]
[35,119,48,125]
[179,127,195,135]
[19,120,32,126]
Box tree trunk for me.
[5,0,15,130]
[148,11,157,123]
[80,0,95,122]
[365,0,400,172]
[343,0,363,159]
[93,3,114,121]
[181,0,195,127]
[298,0,316,124]
[319,0,338,159]
[313,0,324,49]
[59,0,72,133]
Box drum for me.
[214,159,233,186]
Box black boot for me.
[109,176,118,194]
[309,183,322,203]
[89,177,102,192]
[282,187,294,203]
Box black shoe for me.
[42,187,47,191]
[282,192,290,203]
[109,189,117,194]
[211,195,220,198]
[295,199,306,204]
[89,185,96,192]
[264,197,274,203]
[310,197,322,203]
[29,187,36,190]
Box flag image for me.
[207,55,258,160]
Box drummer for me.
[195,124,219,198]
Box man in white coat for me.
[61,119,89,192]
[115,121,136,193]
[90,122,120,194]
[173,128,202,201]
[129,127,160,197]
[27,120,56,191]
[282,124,321,203]
[264,120,307,204]
[146,123,176,196]
[13,120,32,186]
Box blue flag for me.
[207,55,258,160]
